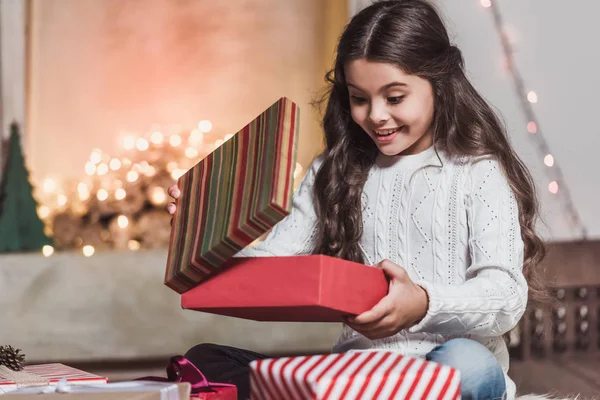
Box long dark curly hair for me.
[312,0,547,302]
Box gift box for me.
[181,255,388,322]
[1,381,191,400]
[166,96,388,322]
[165,97,300,294]
[0,363,107,395]
[249,352,461,400]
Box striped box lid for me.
[165,97,300,294]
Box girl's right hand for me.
[167,185,181,222]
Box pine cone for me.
[0,345,26,371]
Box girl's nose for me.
[367,102,389,125]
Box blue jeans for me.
[426,338,506,400]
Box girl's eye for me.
[387,96,405,104]
[350,96,367,104]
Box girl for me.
[168,1,546,399]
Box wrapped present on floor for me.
[165,97,300,294]
[165,97,389,322]
[182,255,388,322]
[1,381,191,399]
[0,363,107,395]
[249,352,461,400]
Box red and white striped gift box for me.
[249,352,460,400]
[0,363,107,394]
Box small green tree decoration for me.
[0,122,52,252]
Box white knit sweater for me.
[236,145,526,399]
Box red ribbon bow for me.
[138,355,236,398]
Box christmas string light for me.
[42,245,54,257]
[35,118,306,256]
[34,117,305,256]
[82,245,95,257]
[485,0,587,238]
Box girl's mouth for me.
[373,126,404,142]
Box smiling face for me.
[344,59,435,156]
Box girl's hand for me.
[344,259,429,340]
[167,185,181,224]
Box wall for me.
[26,0,343,189]
[439,0,600,241]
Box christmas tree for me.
[0,122,52,252]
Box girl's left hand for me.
[344,259,429,340]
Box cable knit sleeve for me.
[409,156,528,336]
[233,155,323,257]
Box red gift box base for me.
[195,386,237,399]
[181,255,388,322]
